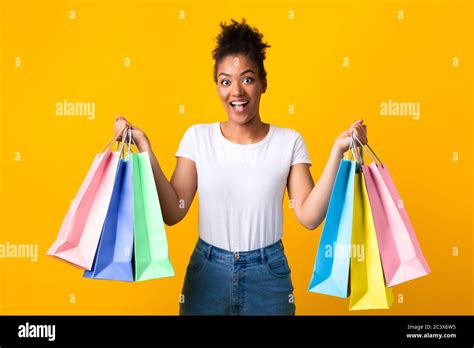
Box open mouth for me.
[229,100,250,113]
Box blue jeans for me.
[179,238,296,316]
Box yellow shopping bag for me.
[349,172,393,310]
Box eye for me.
[242,77,254,84]
[221,79,231,87]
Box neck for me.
[221,114,269,144]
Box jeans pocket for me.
[265,255,291,278]
[186,248,207,274]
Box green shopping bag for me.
[132,152,175,281]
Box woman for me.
[114,19,367,315]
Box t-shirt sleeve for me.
[291,131,312,166]
[175,125,196,162]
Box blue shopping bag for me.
[83,152,134,282]
[308,159,356,298]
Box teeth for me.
[230,101,248,106]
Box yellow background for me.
[0,0,472,315]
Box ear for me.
[261,79,267,94]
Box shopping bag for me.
[47,136,122,270]
[308,157,356,298]
[353,135,430,287]
[132,151,175,281]
[349,171,393,310]
[84,130,134,281]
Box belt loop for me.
[260,248,265,264]
[206,244,212,260]
[280,240,284,251]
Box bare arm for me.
[114,116,197,226]
[287,120,367,230]
[287,147,344,230]
[142,145,197,226]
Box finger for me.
[115,124,128,138]
[352,126,363,138]
[115,117,130,128]
[115,126,126,136]
[115,128,125,138]
[116,118,131,128]
[355,126,367,143]
[114,121,125,131]
[118,124,127,132]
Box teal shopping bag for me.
[308,159,356,298]
[132,151,175,281]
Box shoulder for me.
[184,123,216,132]
[271,124,305,143]
[181,123,216,138]
[193,123,217,135]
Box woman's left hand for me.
[334,119,368,153]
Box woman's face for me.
[216,54,267,125]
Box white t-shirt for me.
[175,122,312,252]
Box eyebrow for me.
[218,69,256,78]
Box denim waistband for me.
[195,238,285,264]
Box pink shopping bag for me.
[353,135,430,287]
[47,136,123,270]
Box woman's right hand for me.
[114,115,151,152]
[115,116,197,226]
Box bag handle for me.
[124,128,134,159]
[350,132,362,165]
[101,126,129,153]
[345,135,362,164]
[121,128,139,160]
[119,128,130,160]
[128,128,138,150]
[343,141,353,161]
[351,132,384,168]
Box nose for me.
[231,81,245,97]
